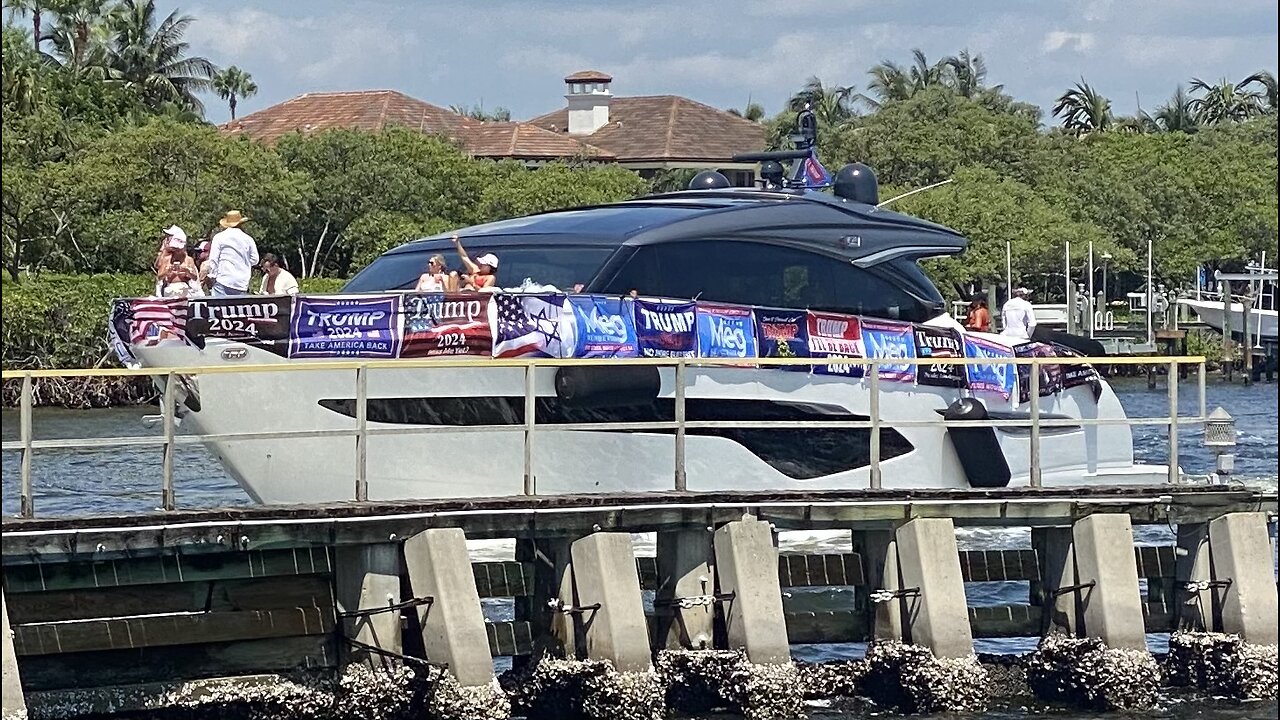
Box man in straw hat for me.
[207,210,260,297]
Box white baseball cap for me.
[476,253,499,269]
[163,225,188,243]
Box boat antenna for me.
[875,178,954,208]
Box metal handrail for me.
[2,354,1208,518]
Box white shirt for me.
[258,268,299,295]
[1001,297,1037,339]
[209,227,260,292]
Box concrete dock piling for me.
[652,529,715,651]
[2,591,26,720]
[402,528,494,687]
[569,532,652,673]
[1207,512,1279,645]
[1070,514,1147,650]
[334,543,403,668]
[894,517,973,658]
[713,518,790,664]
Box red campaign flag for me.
[806,310,863,376]
[400,292,493,358]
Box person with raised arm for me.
[451,234,498,291]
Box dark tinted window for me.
[600,240,934,321]
[344,245,615,293]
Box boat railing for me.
[1,355,1209,518]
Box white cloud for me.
[1041,31,1097,53]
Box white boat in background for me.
[1178,265,1278,345]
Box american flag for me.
[493,294,566,358]
[118,297,190,346]
[803,149,832,188]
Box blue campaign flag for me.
[802,149,832,188]
[964,336,1016,400]
[635,299,697,358]
[753,308,810,371]
[696,303,757,359]
[565,295,637,358]
[860,319,916,383]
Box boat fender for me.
[943,398,1012,488]
[554,365,660,409]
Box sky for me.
[169,0,1279,125]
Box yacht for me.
[114,166,1172,504]
[1177,265,1278,346]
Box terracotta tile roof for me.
[458,123,614,160]
[528,95,767,163]
[220,90,477,144]
[564,70,613,83]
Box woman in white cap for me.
[154,225,202,297]
[451,233,498,291]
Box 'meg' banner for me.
[753,308,810,371]
[860,319,917,383]
[565,295,638,358]
[964,335,1016,400]
[290,295,401,358]
[186,295,293,357]
[806,310,864,376]
[400,292,492,358]
[696,303,756,359]
[913,325,966,388]
[635,299,697,358]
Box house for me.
[219,73,767,183]
[528,71,766,186]
[219,90,613,163]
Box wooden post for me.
[1,590,26,720]
[1220,281,1233,381]
[1031,526,1079,636]
[853,528,904,643]
[1242,291,1253,386]
[334,543,401,669]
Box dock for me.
[1,355,1277,718]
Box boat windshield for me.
[343,244,616,293]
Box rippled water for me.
[2,377,1276,718]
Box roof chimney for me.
[564,70,612,135]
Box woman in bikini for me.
[452,234,498,291]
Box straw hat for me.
[219,210,248,228]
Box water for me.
[2,378,1276,718]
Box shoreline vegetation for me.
[2,5,1275,407]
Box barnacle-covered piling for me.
[859,641,989,714]
[1165,631,1278,700]
[1027,635,1160,711]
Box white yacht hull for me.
[1179,298,1278,343]
[134,340,1170,506]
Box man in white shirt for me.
[208,210,259,296]
[1001,287,1037,340]
[258,253,300,295]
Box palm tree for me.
[942,49,994,98]
[107,0,217,114]
[1154,85,1197,133]
[1053,80,1112,134]
[212,65,257,120]
[448,102,511,122]
[1114,110,1158,134]
[4,0,46,49]
[907,48,945,91]
[786,76,863,128]
[865,60,910,107]
[1241,70,1276,114]
[1188,77,1260,125]
[45,0,115,72]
